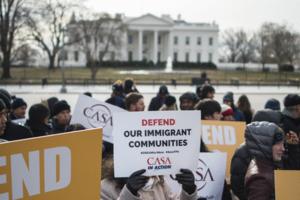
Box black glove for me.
[175,169,197,195]
[126,169,149,196]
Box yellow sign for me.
[275,170,300,200]
[201,120,246,178]
[0,128,102,200]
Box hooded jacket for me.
[244,122,283,200]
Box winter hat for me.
[221,104,234,116]
[29,103,50,123]
[47,97,59,117]
[179,92,199,103]
[252,109,282,125]
[264,98,281,111]
[284,94,300,107]
[165,95,176,107]
[0,99,6,111]
[53,100,70,116]
[12,98,27,110]
[0,89,11,109]
[112,80,123,93]
[158,85,169,95]
[223,91,234,102]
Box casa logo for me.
[83,104,112,128]
[147,157,172,170]
[195,158,215,191]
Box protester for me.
[0,89,32,140]
[46,96,59,118]
[237,94,253,124]
[106,80,126,109]
[281,94,300,169]
[199,84,215,100]
[264,98,281,111]
[159,95,178,111]
[244,122,285,200]
[101,155,197,200]
[125,93,145,112]
[195,99,232,200]
[25,103,52,137]
[10,97,27,120]
[148,85,170,111]
[223,92,245,121]
[51,100,71,134]
[195,99,222,120]
[221,104,234,121]
[179,92,199,110]
[230,109,283,200]
[123,78,139,95]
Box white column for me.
[138,30,143,61]
[153,30,158,63]
[168,31,173,60]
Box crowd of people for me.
[0,77,299,200]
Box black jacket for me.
[0,121,33,141]
[230,143,251,200]
[148,96,165,111]
[281,114,300,169]
[25,120,52,137]
[51,119,67,134]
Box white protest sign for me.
[166,152,227,200]
[70,94,126,143]
[113,111,201,177]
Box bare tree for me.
[27,0,77,70]
[222,29,243,62]
[0,0,28,79]
[236,30,256,68]
[72,12,126,80]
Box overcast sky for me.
[84,0,300,32]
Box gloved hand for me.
[175,169,197,195]
[126,169,149,196]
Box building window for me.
[197,37,202,45]
[209,53,213,62]
[158,52,161,62]
[74,51,79,62]
[111,51,115,61]
[128,51,133,61]
[143,35,147,44]
[186,37,190,45]
[60,51,68,61]
[173,52,178,62]
[185,52,189,62]
[174,36,178,45]
[209,37,213,46]
[197,53,201,63]
[128,35,133,44]
[158,35,161,45]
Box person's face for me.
[223,100,232,107]
[13,105,27,118]
[291,105,300,118]
[130,98,145,112]
[222,115,235,121]
[180,99,195,110]
[56,110,71,126]
[272,141,285,161]
[0,109,7,135]
[207,92,215,99]
[204,112,222,121]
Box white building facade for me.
[64,13,219,67]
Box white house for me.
[63,13,219,67]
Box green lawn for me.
[0,67,299,85]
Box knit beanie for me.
[284,94,300,107]
[53,100,70,116]
[12,98,27,110]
